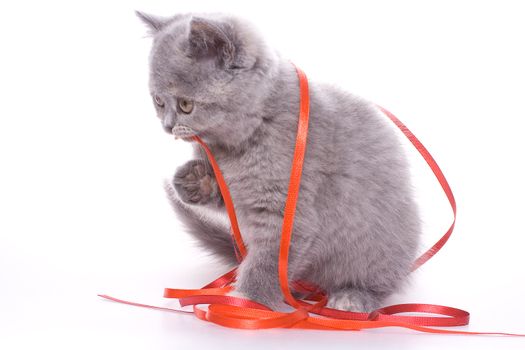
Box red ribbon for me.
[99,65,524,336]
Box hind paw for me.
[327,289,382,312]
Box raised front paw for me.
[173,160,219,205]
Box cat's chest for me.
[214,144,289,208]
[217,146,271,185]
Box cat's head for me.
[136,12,278,147]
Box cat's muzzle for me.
[172,124,197,140]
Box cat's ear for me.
[188,17,239,69]
[135,11,170,35]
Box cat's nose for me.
[162,113,176,133]
[163,124,173,133]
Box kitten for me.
[137,11,421,312]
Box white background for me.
[1,0,524,349]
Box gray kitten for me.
[137,11,421,312]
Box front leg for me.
[235,242,284,309]
[233,211,289,310]
[173,159,223,208]
[167,159,236,264]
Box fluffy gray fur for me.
[137,11,421,311]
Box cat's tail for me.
[163,180,238,265]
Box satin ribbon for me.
[99,65,524,336]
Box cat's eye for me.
[154,95,164,108]
[178,99,194,114]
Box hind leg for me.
[327,288,386,312]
